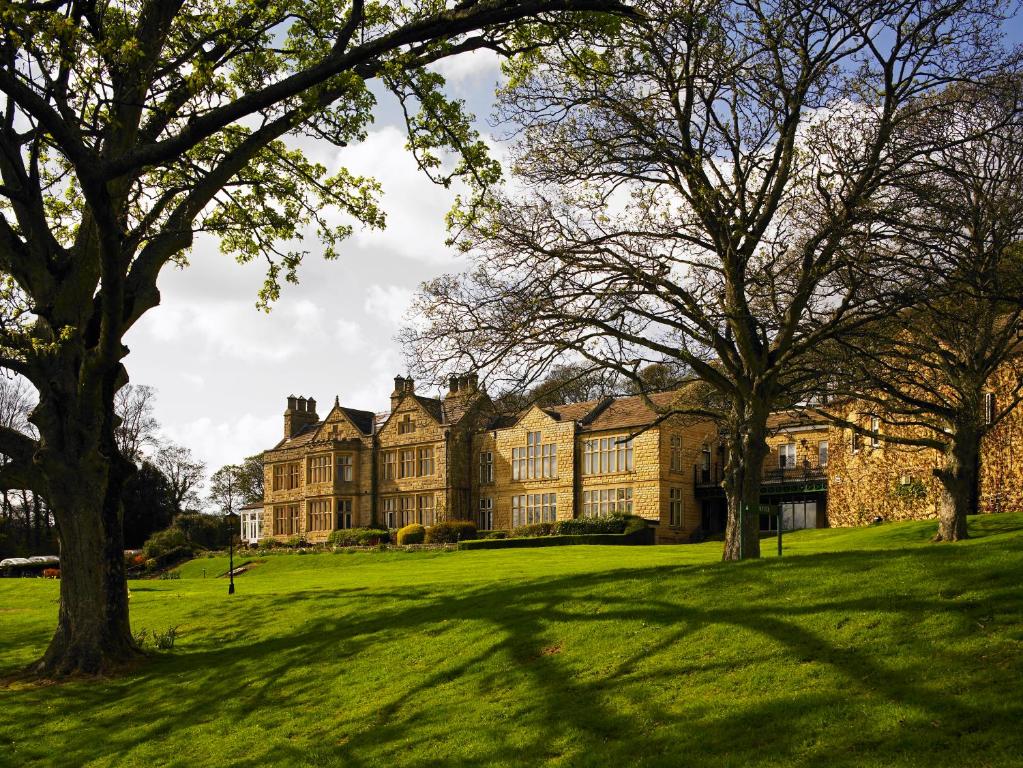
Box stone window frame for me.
[513,432,557,480]
[399,495,415,527]
[512,493,557,526]
[582,487,633,517]
[417,446,434,477]
[337,498,353,529]
[273,503,301,535]
[818,440,829,467]
[417,494,435,526]
[870,416,881,448]
[397,414,417,435]
[306,498,333,532]
[382,451,396,480]
[984,392,996,425]
[669,487,683,527]
[382,497,397,529]
[583,436,634,476]
[400,449,416,479]
[336,453,354,482]
[307,454,332,484]
[670,435,684,472]
[479,451,494,484]
[478,497,493,530]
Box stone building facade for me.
[261,381,718,544]
[261,366,1023,544]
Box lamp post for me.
[228,526,235,595]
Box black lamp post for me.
[228,511,236,595]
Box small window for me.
[337,499,353,529]
[479,451,494,484]
[670,435,683,472]
[818,440,829,468]
[779,443,797,468]
[669,488,683,527]
[478,497,493,530]
[397,414,416,434]
[870,416,881,448]
[852,430,861,454]
[417,447,434,477]
[336,454,353,482]
[984,392,995,425]
[400,449,415,478]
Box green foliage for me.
[328,528,391,547]
[511,522,558,538]
[396,524,426,545]
[509,515,645,538]
[424,520,477,544]
[142,528,188,561]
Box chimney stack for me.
[404,377,415,392]
[284,394,318,439]
[449,376,459,394]
[391,375,406,410]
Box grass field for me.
[2,514,1022,768]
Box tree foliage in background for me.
[121,460,176,549]
[152,442,206,514]
[0,0,635,676]
[404,0,1015,561]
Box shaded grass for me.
[1,514,1022,767]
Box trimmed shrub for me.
[396,523,426,545]
[511,522,557,538]
[328,528,391,546]
[554,515,628,535]
[425,520,477,544]
[458,527,654,550]
[483,530,509,539]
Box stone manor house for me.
[254,370,1023,545]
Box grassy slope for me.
[1,515,1022,768]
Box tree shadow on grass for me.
[3,542,1023,767]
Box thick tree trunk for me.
[723,402,771,561]
[33,451,138,676]
[933,431,980,543]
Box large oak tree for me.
[402,0,1013,560]
[0,0,633,676]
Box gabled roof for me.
[486,388,693,433]
[339,407,375,435]
[271,422,320,450]
[582,391,682,432]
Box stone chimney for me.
[443,372,485,411]
[391,375,406,411]
[449,376,459,395]
[284,393,318,439]
[404,377,415,392]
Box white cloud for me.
[364,284,414,328]
[335,317,366,353]
[428,49,502,87]
[163,413,281,476]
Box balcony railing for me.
[694,461,827,487]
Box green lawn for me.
[2,515,1022,768]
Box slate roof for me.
[766,409,830,432]
[340,407,376,435]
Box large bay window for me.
[307,499,333,532]
[308,455,332,484]
[512,493,557,526]
[273,503,301,535]
[512,432,557,480]
[583,436,634,475]
[582,488,633,517]
[272,462,301,491]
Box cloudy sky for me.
[124,51,507,475]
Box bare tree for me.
[152,442,206,515]
[404,0,1013,560]
[814,78,1023,542]
[114,385,160,464]
[0,0,635,675]
[208,464,244,518]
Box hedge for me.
[327,528,391,546]
[397,523,426,545]
[457,527,654,550]
[425,520,477,544]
